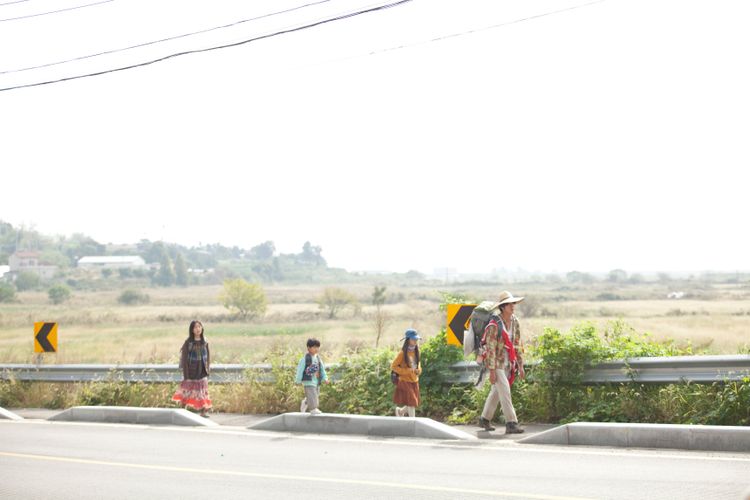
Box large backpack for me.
[463,301,500,357]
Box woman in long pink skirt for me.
[172,320,212,417]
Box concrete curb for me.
[0,407,23,420]
[519,422,750,452]
[48,406,219,427]
[250,412,478,440]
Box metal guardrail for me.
[0,364,260,384]
[580,355,750,384]
[1,355,749,385]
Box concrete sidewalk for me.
[7,408,554,440]
[8,408,748,452]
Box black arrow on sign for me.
[448,305,476,345]
[35,322,55,352]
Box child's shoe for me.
[309,408,322,415]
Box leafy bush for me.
[2,320,748,427]
[220,279,267,319]
[48,284,72,304]
[15,271,40,291]
[0,282,16,303]
[325,349,395,415]
[117,289,150,305]
[516,320,692,422]
[215,345,302,414]
[316,287,358,319]
[78,378,172,407]
[419,329,474,421]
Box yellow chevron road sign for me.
[446,304,476,346]
[34,322,58,353]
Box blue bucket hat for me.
[403,329,421,341]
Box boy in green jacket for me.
[295,338,329,414]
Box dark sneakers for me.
[478,417,495,431]
[505,422,525,434]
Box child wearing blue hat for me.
[391,328,422,417]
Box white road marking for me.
[0,450,594,500]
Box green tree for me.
[174,253,189,286]
[0,282,16,303]
[628,273,644,284]
[566,270,595,284]
[40,249,70,268]
[300,241,326,266]
[608,269,628,283]
[220,279,267,319]
[249,241,275,260]
[154,247,175,287]
[317,287,358,319]
[48,284,72,304]
[15,271,41,291]
[62,233,105,264]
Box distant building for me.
[8,251,58,280]
[667,291,685,299]
[77,256,146,269]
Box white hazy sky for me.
[1,0,748,274]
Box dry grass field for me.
[1,281,749,364]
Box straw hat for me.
[497,291,524,305]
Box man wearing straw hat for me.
[478,290,526,433]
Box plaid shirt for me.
[483,315,522,370]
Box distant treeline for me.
[0,220,427,287]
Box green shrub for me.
[515,319,692,422]
[15,271,40,291]
[48,284,72,304]
[118,289,150,305]
[419,329,474,421]
[325,349,395,415]
[2,320,748,426]
[220,279,267,319]
[0,282,16,303]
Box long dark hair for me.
[401,339,419,366]
[187,320,205,343]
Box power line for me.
[362,0,606,58]
[0,0,412,92]
[1,0,331,75]
[0,0,33,6]
[0,0,113,22]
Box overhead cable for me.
[0,0,113,22]
[364,0,606,58]
[0,0,412,92]
[1,0,331,74]
[0,0,33,6]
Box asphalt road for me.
[1,420,749,500]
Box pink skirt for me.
[172,378,212,411]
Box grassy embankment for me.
[2,282,750,365]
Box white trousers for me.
[481,368,517,423]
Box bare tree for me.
[372,286,388,347]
